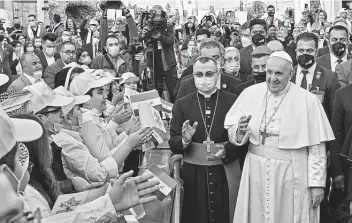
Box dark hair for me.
[329,25,349,38]
[11,114,60,208]
[42,32,57,42]
[249,18,267,32]
[24,41,34,53]
[54,67,85,88]
[105,34,119,45]
[60,41,75,51]
[53,14,61,23]
[76,48,89,63]
[13,17,19,20]
[268,24,276,30]
[296,32,318,49]
[11,40,21,48]
[184,22,196,36]
[28,14,36,19]
[181,35,196,50]
[0,27,5,32]
[16,33,26,40]
[86,88,94,97]
[0,144,17,171]
[195,56,217,66]
[267,5,275,10]
[196,28,211,38]
[65,18,77,35]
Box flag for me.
[129,90,162,115]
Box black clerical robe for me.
[169,90,247,223]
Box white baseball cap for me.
[268,51,293,64]
[69,70,114,96]
[0,74,9,87]
[119,72,139,85]
[0,108,43,159]
[53,86,90,114]
[25,82,74,114]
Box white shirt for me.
[23,73,37,85]
[330,53,347,72]
[295,63,316,90]
[45,55,55,66]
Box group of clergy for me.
[169,30,347,223]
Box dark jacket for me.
[36,50,60,71]
[239,45,253,80]
[43,59,65,89]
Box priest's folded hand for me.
[182,120,198,144]
[311,187,324,208]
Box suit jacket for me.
[317,45,352,57]
[43,59,65,89]
[239,45,253,80]
[7,74,32,92]
[0,42,14,76]
[53,23,64,38]
[79,19,91,44]
[36,50,60,71]
[82,43,105,59]
[316,53,352,71]
[335,59,352,88]
[176,73,242,100]
[291,65,341,120]
[330,84,352,180]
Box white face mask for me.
[194,75,218,94]
[241,37,252,47]
[32,70,42,79]
[83,57,92,65]
[45,47,55,57]
[224,62,240,74]
[108,46,119,57]
[92,38,100,45]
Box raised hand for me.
[238,115,252,135]
[127,127,153,148]
[111,91,124,106]
[113,110,133,125]
[182,120,198,144]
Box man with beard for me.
[23,14,46,41]
[225,51,334,223]
[265,5,281,29]
[292,32,340,120]
[169,56,246,223]
[43,41,76,89]
[316,25,351,72]
[36,32,60,71]
[239,19,267,80]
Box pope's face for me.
[266,57,292,94]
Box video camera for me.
[140,9,168,49]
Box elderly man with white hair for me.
[225,51,335,223]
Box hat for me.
[0,108,43,159]
[119,72,140,85]
[0,74,9,87]
[266,41,284,52]
[53,86,90,114]
[25,82,74,114]
[268,50,293,64]
[251,46,273,57]
[69,70,114,96]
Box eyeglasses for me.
[28,20,35,22]
[61,50,76,56]
[194,71,217,78]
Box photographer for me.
[143,5,177,102]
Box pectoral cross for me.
[260,129,269,145]
[203,136,214,153]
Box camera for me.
[127,37,144,55]
[140,9,167,49]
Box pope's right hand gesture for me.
[236,115,251,143]
[182,120,198,144]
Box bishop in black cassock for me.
[169,56,247,223]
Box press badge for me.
[157,41,162,50]
[310,87,325,103]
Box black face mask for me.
[14,23,21,29]
[268,12,275,17]
[0,35,5,42]
[253,71,266,83]
[331,42,347,57]
[252,34,266,46]
[297,54,315,70]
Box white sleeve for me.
[308,143,327,187]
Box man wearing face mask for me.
[293,32,340,120]
[334,25,352,87]
[80,16,100,45]
[222,47,241,78]
[175,39,242,100]
[239,19,267,80]
[317,25,351,72]
[8,53,43,92]
[169,56,247,223]
[44,41,76,89]
[36,32,60,71]
[24,14,46,41]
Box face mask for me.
[187,23,193,28]
[108,46,119,57]
[92,38,100,45]
[331,42,346,57]
[26,47,34,52]
[41,115,63,134]
[32,70,42,79]
[252,34,266,46]
[253,71,267,82]
[194,76,218,94]
[297,54,315,70]
[268,12,275,17]
[224,62,240,74]
[45,47,55,56]
[0,35,4,42]
[62,37,71,42]
[14,23,21,29]
[241,37,252,47]
[29,21,36,27]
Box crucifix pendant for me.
[203,136,215,153]
[260,130,269,145]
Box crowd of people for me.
[2,1,352,223]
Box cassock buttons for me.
[222,84,227,89]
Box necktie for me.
[337,58,343,64]
[300,70,309,90]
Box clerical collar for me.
[268,81,291,97]
[198,89,218,99]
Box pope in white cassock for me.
[224,51,335,223]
